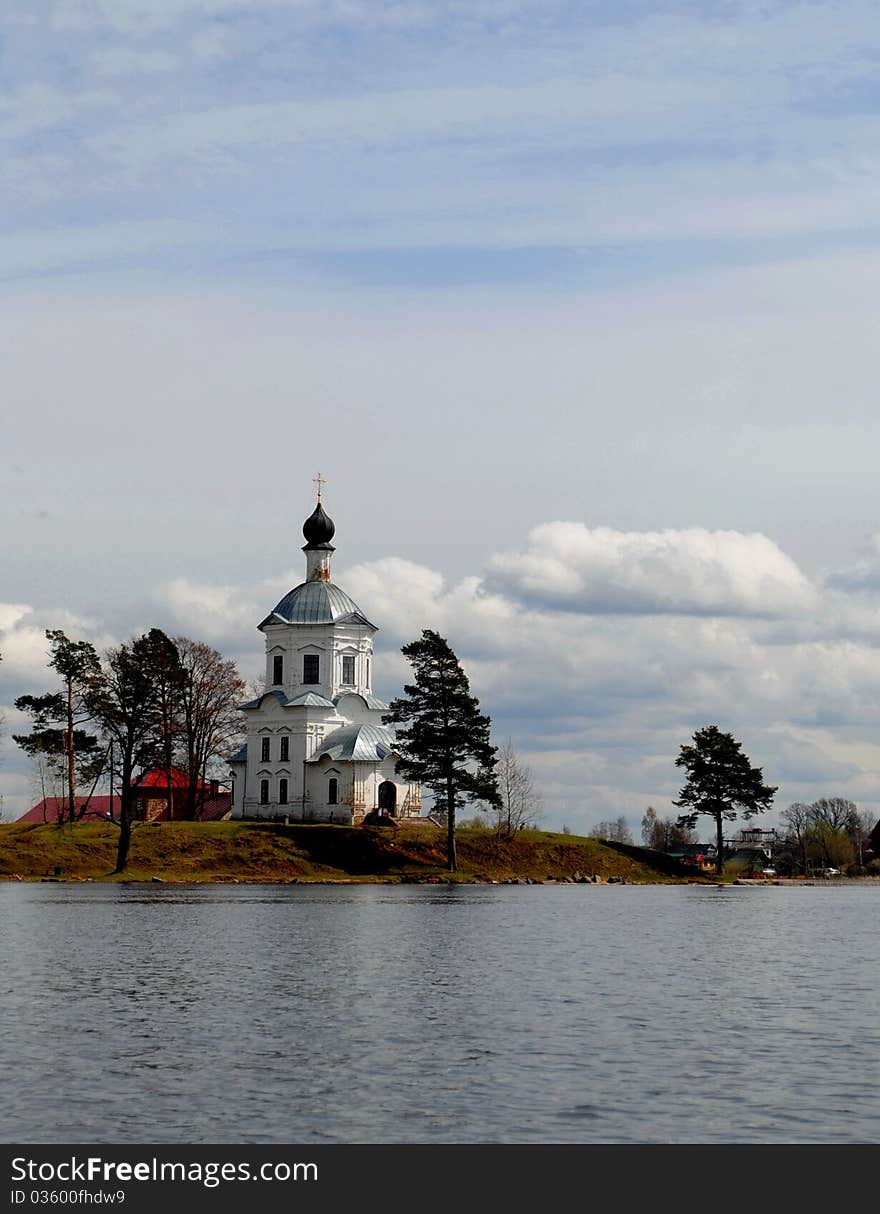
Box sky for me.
[5,1,880,833]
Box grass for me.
[0,820,708,884]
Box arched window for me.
[328,778,338,805]
[279,778,288,804]
[260,779,269,805]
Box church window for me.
[273,655,284,685]
[280,735,289,762]
[303,654,320,684]
[261,737,270,762]
[279,778,288,804]
[328,778,338,805]
[366,658,370,686]
[342,655,355,685]
[260,779,269,805]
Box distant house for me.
[17,795,121,824]
[129,768,231,822]
[17,768,232,825]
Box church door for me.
[377,781,397,816]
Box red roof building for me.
[17,795,121,824]
[129,767,231,822]
[17,769,232,824]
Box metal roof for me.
[334,692,389,711]
[239,689,288,711]
[260,580,376,629]
[308,723,396,763]
[286,691,336,709]
[240,689,337,712]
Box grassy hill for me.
[0,819,703,884]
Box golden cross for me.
[313,472,327,502]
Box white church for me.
[229,487,421,824]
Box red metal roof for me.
[17,795,121,824]
[197,795,233,822]
[134,767,209,791]
[16,791,231,823]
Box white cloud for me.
[6,523,880,830]
[158,577,261,643]
[0,605,32,633]
[488,523,817,617]
[826,532,880,592]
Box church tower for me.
[229,484,420,823]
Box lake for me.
[1,882,878,1143]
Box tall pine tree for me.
[674,725,777,874]
[384,630,499,872]
[14,630,104,825]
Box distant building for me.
[17,769,231,824]
[129,768,231,822]
[229,491,421,824]
[17,795,120,824]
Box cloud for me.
[6,522,880,830]
[488,523,817,617]
[825,532,880,592]
[156,577,263,644]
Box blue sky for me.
[6,2,880,831]
[6,2,880,286]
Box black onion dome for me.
[302,500,336,549]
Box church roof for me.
[302,500,336,550]
[286,691,336,709]
[239,689,287,710]
[308,723,396,763]
[259,580,375,629]
[239,689,337,711]
[333,692,389,711]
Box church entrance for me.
[377,781,397,816]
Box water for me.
[1,882,878,1143]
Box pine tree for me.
[673,725,777,875]
[14,630,104,825]
[384,630,500,872]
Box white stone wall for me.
[262,620,375,702]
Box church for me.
[229,485,421,824]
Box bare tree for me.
[640,806,697,851]
[641,806,659,847]
[783,799,871,873]
[175,638,245,819]
[90,634,165,873]
[810,797,858,833]
[850,809,876,868]
[781,802,813,875]
[488,739,541,837]
[589,816,633,844]
[245,670,268,701]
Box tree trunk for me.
[66,676,76,826]
[715,813,725,875]
[114,799,132,874]
[446,780,457,873]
